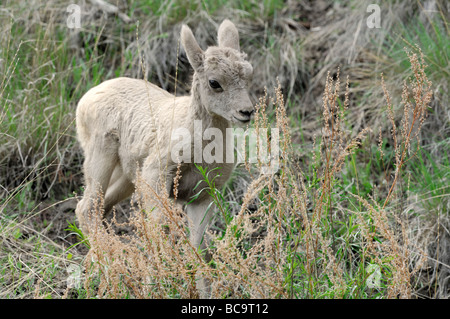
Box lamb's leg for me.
[75,134,119,234]
[107,165,122,188]
[185,199,215,298]
[186,200,214,253]
[140,160,173,222]
[103,166,135,217]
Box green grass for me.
[407,146,450,216]
[131,0,284,21]
[383,16,449,87]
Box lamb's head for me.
[181,20,254,125]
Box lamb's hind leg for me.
[75,133,119,234]
[103,164,135,218]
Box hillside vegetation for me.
[0,0,448,299]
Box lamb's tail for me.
[75,97,91,151]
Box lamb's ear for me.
[217,19,240,51]
[181,25,204,71]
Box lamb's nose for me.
[239,109,254,118]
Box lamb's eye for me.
[209,80,222,91]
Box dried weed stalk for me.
[380,47,432,208]
[354,47,432,299]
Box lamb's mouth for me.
[233,116,251,124]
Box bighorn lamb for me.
[75,20,253,254]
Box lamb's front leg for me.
[186,200,215,253]
[185,199,215,297]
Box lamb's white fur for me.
[75,20,253,265]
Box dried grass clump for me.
[291,69,371,298]
[352,47,432,299]
[83,177,206,298]
[380,47,433,208]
